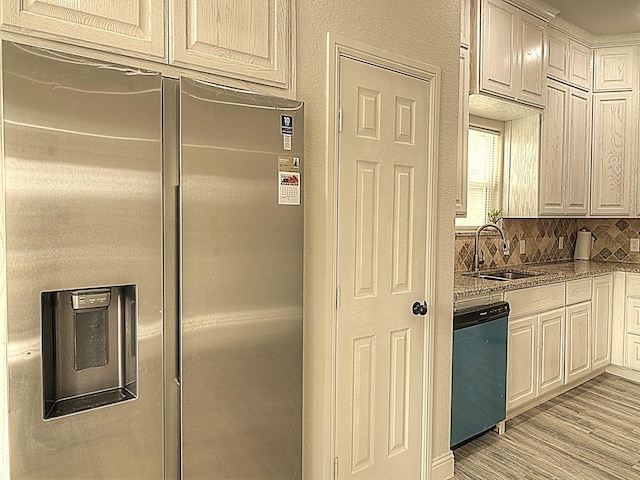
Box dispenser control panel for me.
[71,290,111,310]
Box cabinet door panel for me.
[565,88,590,214]
[626,334,640,371]
[565,302,591,384]
[627,273,640,298]
[1,0,165,58]
[480,0,517,98]
[569,41,592,91]
[517,13,546,106]
[546,29,569,82]
[591,93,635,216]
[507,315,537,411]
[538,309,565,395]
[626,298,640,335]
[170,0,292,88]
[594,46,637,92]
[591,275,612,370]
[539,80,567,215]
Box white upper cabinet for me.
[502,114,541,218]
[540,80,591,216]
[546,28,569,83]
[564,88,591,214]
[457,49,470,217]
[591,92,636,216]
[539,81,566,215]
[479,0,518,99]
[517,13,546,105]
[472,0,546,108]
[1,0,294,90]
[0,0,166,59]
[569,41,592,90]
[593,46,638,92]
[170,0,292,89]
[546,28,591,91]
[461,0,471,49]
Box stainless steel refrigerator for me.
[0,41,303,479]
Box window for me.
[456,117,503,229]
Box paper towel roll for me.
[574,229,593,261]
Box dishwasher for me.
[450,301,509,448]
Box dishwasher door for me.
[450,302,509,448]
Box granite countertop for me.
[454,260,640,300]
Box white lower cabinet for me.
[625,334,640,370]
[565,301,592,384]
[538,308,565,395]
[624,274,640,372]
[505,276,614,416]
[592,275,613,369]
[507,315,538,409]
[505,283,565,412]
[625,297,640,335]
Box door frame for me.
[327,33,441,479]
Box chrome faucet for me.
[473,222,510,272]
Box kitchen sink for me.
[464,270,543,282]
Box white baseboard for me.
[430,450,455,480]
[606,364,640,384]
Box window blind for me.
[456,125,502,228]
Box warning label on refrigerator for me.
[278,172,300,205]
[278,156,300,171]
[283,134,292,151]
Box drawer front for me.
[505,283,565,318]
[627,273,640,298]
[625,334,640,371]
[566,278,592,305]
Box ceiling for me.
[543,0,640,36]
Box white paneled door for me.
[335,56,430,479]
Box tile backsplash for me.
[455,218,640,273]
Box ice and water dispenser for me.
[41,285,138,419]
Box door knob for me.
[412,301,428,316]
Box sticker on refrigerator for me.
[283,134,292,151]
[278,156,300,171]
[278,172,300,205]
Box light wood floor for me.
[453,373,640,479]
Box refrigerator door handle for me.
[162,77,182,478]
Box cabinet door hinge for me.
[333,457,339,479]
[338,109,343,133]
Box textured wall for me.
[0,145,6,478]
[296,1,459,478]
[455,218,640,272]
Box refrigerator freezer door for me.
[180,78,303,478]
[2,42,164,477]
